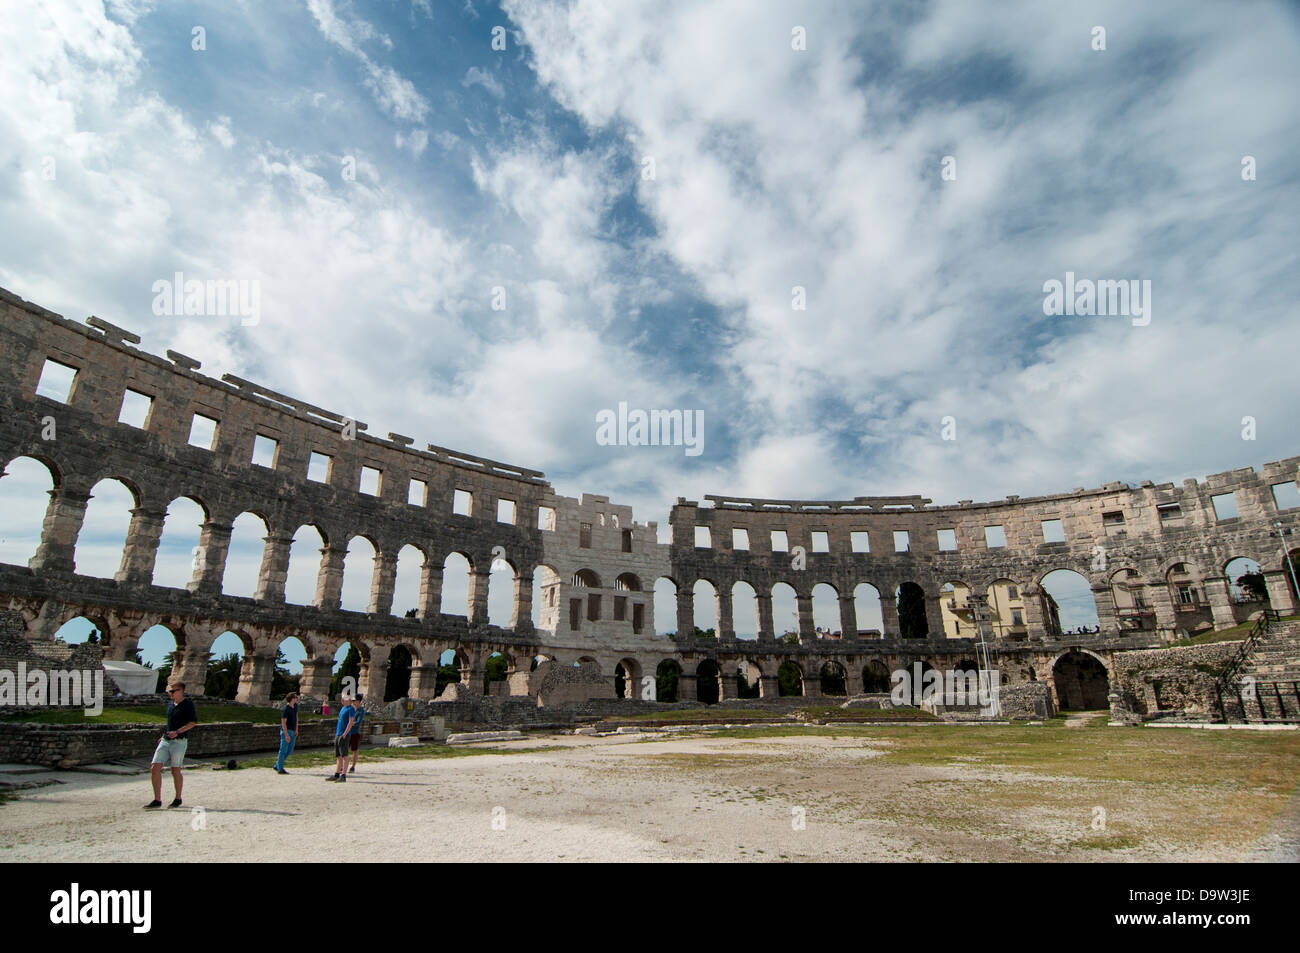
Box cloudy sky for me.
[2,1,1299,658]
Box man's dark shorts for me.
[349,733,361,752]
[335,735,350,758]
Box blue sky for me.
[3,1,1300,663]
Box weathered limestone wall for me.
[1110,642,1242,721]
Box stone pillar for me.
[408,663,439,700]
[880,597,900,638]
[795,593,815,642]
[298,655,334,699]
[1020,586,1048,639]
[717,586,734,639]
[678,673,697,701]
[1202,576,1237,629]
[114,507,166,585]
[756,591,775,642]
[1146,583,1178,637]
[418,557,443,618]
[804,662,823,697]
[188,521,232,595]
[1264,568,1298,615]
[361,648,389,703]
[467,569,491,624]
[174,646,209,693]
[236,652,276,705]
[29,488,91,573]
[254,532,295,603]
[511,571,534,632]
[838,595,858,641]
[760,674,779,698]
[923,593,942,640]
[845,665,864,695]
[314,544,346,610]
[676,586,695,639]
[368,549,399,616]
[1091,585,1119,635]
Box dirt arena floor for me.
[2,724,1298,862]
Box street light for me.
[1272,521,1300,613]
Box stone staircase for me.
[1218,618,1300,724]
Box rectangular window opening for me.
[695,526,712,549]
[770,530,789,552]
[359,466,382,496]
[810,531,829,553]
[1211,492,1239,521]
[579,522,592,548]
[539,506,557,531]
[936,529,957,552]
[851,531,870,553]
[117,389,153,429]
[187,413,218,451]
[497,499,516,524]
[1271,482,1300,511]
[408,479,428,507]
[307,451,332,484]
[984,525,1007,548]
[732,528,750,551]
[35,359,78,403]
[453,489,473,516]
[613,596,627,621]
[893,530,909,553]
[252,434,278,469]
[621,528,633,552]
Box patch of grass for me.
[613,708,785,723]
[1072,833,1142,851]
[0,705,333,726]
[796,706,939,722]
[233,743,564,770]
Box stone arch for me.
[614,572,642,591]
[487,554,515,627]
[0,456,58,566]
[74,477,138,578]
[695,658,722,704]
[655,659,681,702]
[862,659,891,693]
[152,496,207,589]
[772,581,798,640]
[532,563,562,632]
[284,523,328,605]
[220,511,269,598]
[985,577,1026,639]
[339,533,378,612]
[819,659,847,696]
[1223,556,1266,606]
[853,582,885,636]
[1039,568,1101,635]
[441,551,472,617]
[391,542,427,617]
[572,568,601,588]
[777,659,804,697]
[693,578,718,636]
[896,581,929,639]
[1050,648,1111,710]
[731,580,759,639]
[614,657,643,699]
[938,581,973,638]
[811,582,839,637]
[654,577,678,636]
[736,658,764,698]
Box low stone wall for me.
[0,719,337,768]
[1110,641,1242,723]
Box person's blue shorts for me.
[152,736,188,767]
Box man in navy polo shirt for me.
[275,692,299,774]
[146,681,197,809]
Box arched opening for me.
[385,645,414,701]
[222,511,269,598]
[731,581,759,639]
[853,582,884,637]
[1225,557,1267,616]
[392,544,425,617]
[614,658,643,699]
[655,659,681,702]
[695,659,721,704]
[138,624,180,693]
[693,579,718,637]
[896,582,929,639]
[1052,651,1110,710]
[284,524,327,605]
[614,573,642,592]
[531,564,561,632]
[772,582,798,642]
[938,581,972,638]
[441,552,472,617]
[1110,569,1152,631]
[436,648,464,697]
[811,583,840,638]
[777,660,804,697]
[275,636,306,698]
[819,660,847,696]
[152,496,206,589]
[736,659,763,698]
[53,616,103,646]
[654,578,678,636]
[331,641,365,699]
[207,630,250,699]
[1040,569,1100,635]
[484,651,509,694]
[862,659,891,693]
[0,456,56,566]
[339,535,377,612]
[74,478,136,577]
[487,557,514,627]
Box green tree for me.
[330,644,361,699]
[154,652,171,693]
[204,653,243,699]
[655,662,679,702]
[270,648,299,699]
[1236,572,1268,601]
[483,653,509,693]
[778,661,803,697]
[434,661,461,697]
[385,645,412,702]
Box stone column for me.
[923,593,942,640]
[677,672,697,701]
[1146,583,1178,637]
[804,662,823,697]
[236,652,276,705]
[511,570,534,632]
[1091,585,1119,635]
[173,646,208,692]
[115,507,166,585]
[880,597,901,638]
[314,544,346,610]
[838,595,858,641]
[795,593,815,643]
[845,665,864,695]
[408,663,439,700]
[361,648,389,704]
[756,591,775,642]
[1020,586,1048,639]
[676,586,695,639]
[254,532,295,603]
[759,673,779,698]
[1264,568,1298,615]
[368,549,399,616]
[1202,575,1237,629]
[467,569,491,624]
[188,521,232,595]
[298,655,334,699]
[717,586,734,639]
[418,557,443,618]
[29,488,91,573]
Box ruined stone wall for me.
[1110,641,1242,721]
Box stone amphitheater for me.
[2,286,1298,727]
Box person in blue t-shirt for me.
[330,698,356,781]
[347,694,366,774]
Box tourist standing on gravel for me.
[274,691,299,775]
[347,694,365,774]
[146,682,197,809]
[329,696,356,782]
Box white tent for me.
[103,660,158,695]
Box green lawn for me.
[234,743,563,770]
[608,705,937,725]
[0,705,333,726]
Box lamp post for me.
[967,591,1001,716]
[1273,521,1300,614]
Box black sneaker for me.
[144,800,162,809]
[167,798,182,809]
[338,774,346,782]
[327,774,339,781]
[348,766,355,773]
[275,768,288,775]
